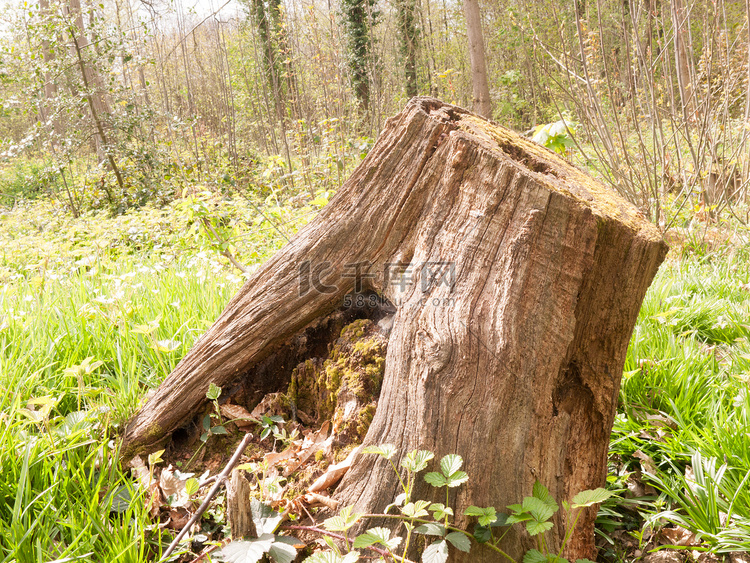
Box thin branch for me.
[160,432,253,562]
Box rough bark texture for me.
[123,97,667,561]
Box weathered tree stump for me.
[123,98,667,561]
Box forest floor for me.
[3,194,750,562]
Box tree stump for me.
[122,98,667,561]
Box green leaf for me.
[401,500,431,518]
[414,522,446,536]
[211,425,228,435]
[324,506,361,532]
[523,549,548,563]
[303,551,361,563]
[220,534,275,563]
[473,525,492,544]
[362,444,397,460]
[402,450,435,472]
[424,472,448,488]
[526,520,554,536]
[429,503,453,520]
[522,496,557,522]
[353,527,392,548]
[532,482,559,512]
[422,539,449,563]
[506,513,532,524]
[445,470,469,488]
[464,506,497,527]
[206,382,222,401]
[439,454,463,477]
[250,498,284,535]
[185,478,199,496]
[267,538,298,563]
[445,532,471,552]
[202,414,211,431]
[571,488,613,508]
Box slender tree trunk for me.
[122,98,667,562]
[463,0,491,117]
[397,0,419,98]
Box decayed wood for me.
[123,97,667,561]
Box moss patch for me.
[289,318,387,443]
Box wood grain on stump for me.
[123,97,668,561]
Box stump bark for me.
[123,97,667,561]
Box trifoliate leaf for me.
[464,506,497,527]
[402,450,435,472]
[353,527,390,548]
[401,500,430,518]
[429,503,453,520]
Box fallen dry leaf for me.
[633,450,658,475]
[159,466,191,508]
[308,446,361,493]
[220,404,258,429]
[659,526,699,547]
[128,455,161,518]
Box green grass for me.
[4,195,750,559]
[606,248,750,554]
[0,193,317,562]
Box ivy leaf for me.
[523,549,548,563]
[445,532,471,552]
[362,444,397,460]
[422,539,449,563]
[571,488,613,508]
[414,522,446,536]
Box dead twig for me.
[160,432,253,562]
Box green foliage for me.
[531,115,578,156]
